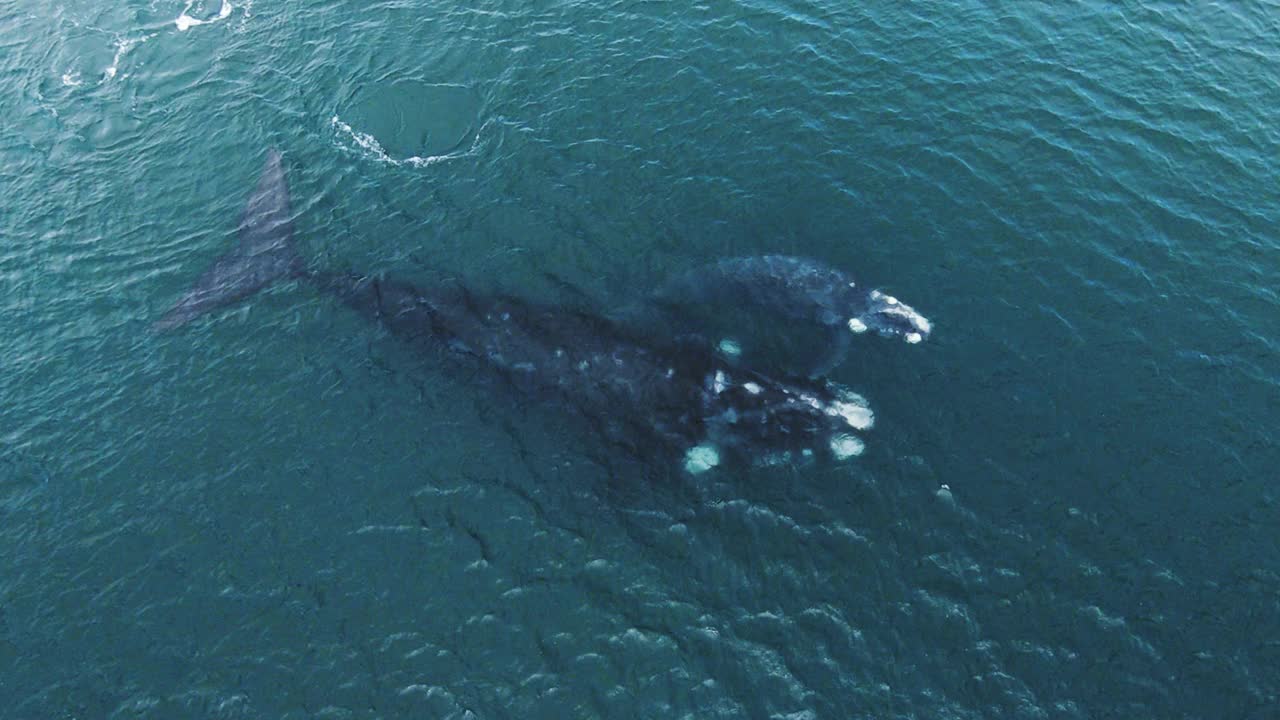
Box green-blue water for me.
[3,1,1278,717]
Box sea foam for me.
[176,1,233,32]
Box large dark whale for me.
[158,151,877,472]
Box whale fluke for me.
[153,149,303,330]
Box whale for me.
[157,151,878,472]
[639,255,932,376]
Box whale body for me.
[157,151,877,472]
[642,255,932,376]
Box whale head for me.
[686,368,875,472]
[850,289,931,345]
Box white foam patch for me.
[683,444,720,474]
[332,115,392,161]
[176,1,233,31]
[717,338,742,357]
[906,332,922,344]
[61,72,82,87]
[828,400,874,430]
[104,37,137,80]
[99,31,161,82]
[830,434,865,460]
[743,382,762,395]
[713,370,728,394]
[331,115,484,168]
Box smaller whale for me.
[639,255,932,376]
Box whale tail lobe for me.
[153,149,304,330]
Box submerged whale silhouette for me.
[642,255,932,377]
[158,150,880,472]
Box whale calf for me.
[642,254,932,376]
[158,151,878,472]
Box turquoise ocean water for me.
[3,1,1279,717]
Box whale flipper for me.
[154,149,303,330]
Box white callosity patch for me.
[828,399,874,431]
[888,304,931,335]
[742,382,762,395]
[916,312,936,335]
[847,317,868,333]
[878,299,932,340]
[868,289,932,339]
[829,434,865,460]
[683,444,721,474]
[713,371,729,394]
[717,338,742,357]
[817,387,874,431]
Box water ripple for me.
[2,0,1279,717]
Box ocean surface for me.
[3,1,1278,718]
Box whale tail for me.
[153,149,304,331]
